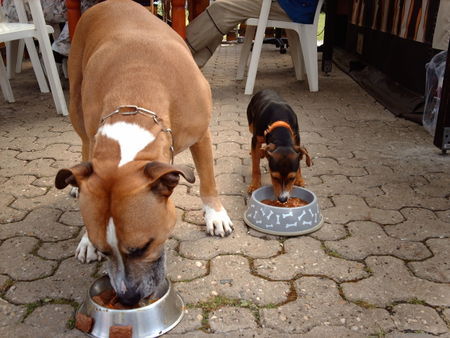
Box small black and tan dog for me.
[247,89,312,202]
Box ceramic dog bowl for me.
[244,186,323,236]
[77,275,184,338]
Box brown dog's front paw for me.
[294,178,306,187]
[247,183,261,194]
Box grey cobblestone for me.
[175,255,290,306]
[0,237,57,280]
[342,256,450,307]
[391,303,448,335]
[254,237,367,282]
[325,221,431,260]
[1,43,449,336]
[408,238,450,282]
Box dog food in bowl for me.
[261,197,308,208]
[93,289,159,310]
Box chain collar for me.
[100,105,174,164]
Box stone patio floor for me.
[0,43,449,337]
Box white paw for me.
[69,187,79,198]
[203,205,233,237]
[75,232,103,263]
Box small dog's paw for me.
[69,187,79,198]
[203,206,234,237]
[75,233,103,263]
[247,183,261,194]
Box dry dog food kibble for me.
[261,197,308,208]
[75,313,94,333]
[109,325,133,338]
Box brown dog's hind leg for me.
[190,130,233,237]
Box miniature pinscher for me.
[247,89,312,202]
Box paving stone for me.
[169,308,203,334]
[385,333,448,338]
[392,303,448,335]
[443,308,450,324]
[11,186,79,211]
[59,210,83,226]
[261,277,394,334]
[5,257,97,304]
[342,256,450,307]
[216,173,246,194]
[215,157,244,175]
[309,222,348,241]
[179,226,280,260]
[0,158,56,178]
[215,142,245,158]
[175,255,290,306]
[0,208,78,242]
[0,237,57,280]
[323,195,402,225]
[24,304,74,333]
[254,237,367,282]
[37,233,82,260]
[308,158,367,177]
[298,326,366,337]
[2,175,48,199]
[209,307,257,333]
[167,249,207,281]
[0,298,25,326]
[436,209,450,223]
[366,183,449,210]
[31,176,55,188]
[408,238,450,283]
[171,185,203,211]
[325,221,431,260]
[0,149,24,169]
[0,192,26,223]
[313,175,383,198]
[171,220,208,242]
[385,208,450,241]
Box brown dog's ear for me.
[144,161,195,197]
[262,143,277,158]
[295,146,313,167]
[55,162,93,189]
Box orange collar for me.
[264,121,294,137]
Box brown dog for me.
[54,0,232,306]
[247,89,312,202]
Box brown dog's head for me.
[55,161,194,305]
[263,143,312,202]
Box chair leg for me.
[23,37,50,93]
[15,39,25,74]
[0,57,15,103]
[299,25,319,92]
[286,30,304,81]
[6,41,19,79]
[237,25,255,80]
[37,35,68,116]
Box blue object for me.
[277,0,319,24]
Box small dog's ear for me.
[295,146,313,167]
[55,162,93,189]
[262,143,276,158]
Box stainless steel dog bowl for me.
[244,186,323,236]
[77,275,184,338]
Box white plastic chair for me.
[0,0,68,115]
[237,0,324,95]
